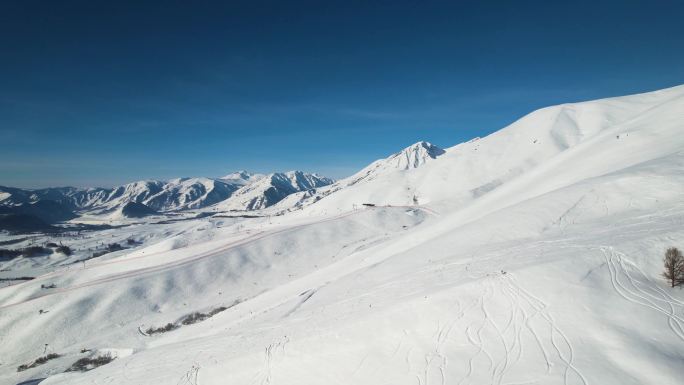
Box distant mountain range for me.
[0,141,454,230]
[0,170,333,225]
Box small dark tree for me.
[662,247,684,288]
[56,245,72,256]
[65,354,115,372]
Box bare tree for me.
[662,247,684,288]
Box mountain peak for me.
[221,170,265,183]
[120,201,158,218]
[388,141,446,170]
[410,140,445,154]
[216,170,334,211]
[222,170,252,179]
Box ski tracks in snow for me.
[458,275,585,385]
[504,275,587,385]
[250,336,290,385]
[602,247,684,341]
[176,363,201,385]
[404,274,587,385]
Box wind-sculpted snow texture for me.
[2,85,684,385]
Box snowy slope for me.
[2,85,684,385]
[216,171,334,211]
[281,84,684,215]
[274,141,446,212]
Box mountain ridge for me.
[0,170,333,216]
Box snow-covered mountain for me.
[119,202,159,218]
[279,85,684,215]
[0,200,77,223]
[0,178,238,213]
[220,170,265,185]
[0,171,332,216]
[217,171,334,210]
[2,85,684,385]
[349,140,446,183]
[375,140,446,170]
[273,141,446,211]
[131,178,239,211]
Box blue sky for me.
[1,0,683,188]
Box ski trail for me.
[413,301,466,385]
[602,247,684,341]
[250,336,289,385]
[506,275,588,385]
[614,250,684,306]
[350,354,370,378]
[504,280,551,373]
[481,279,511,385]
[176,363,200,385]
[457,281,495,385]
[500,280,526,368]
[380,273,586,385]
